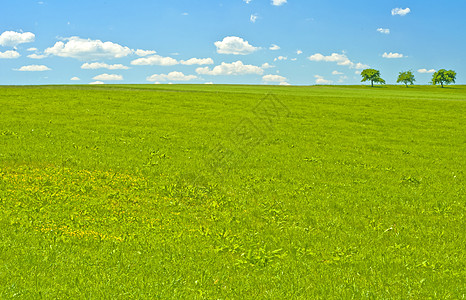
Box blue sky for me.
[1,0,465,85]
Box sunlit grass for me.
[0,84,464,298]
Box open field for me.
[0,84,465,298]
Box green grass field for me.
[0,84,465,298]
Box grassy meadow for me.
[0,84,465,298]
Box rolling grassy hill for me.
[1,84,464,298]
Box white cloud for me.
[377,28,390,34]
[338,75,348,83]
[274,56,287,61]
[272,0,287,6]
[16,65,51,71]
[44,36,132,60]
[134,49,156,56]
[92,73,123,81]
[0,31,35,47]
[391,8,411,16]
[291,58,297,61]
[296,50,303,55]
[382,52,404,58]
[27,53,48,59]
[182,12,189,16]
[71,77,80,81]
[196,61,264,76]
[0,50,20,59]
[269,44,280,50]
[308,52,368,69]
[81,62,130,70]
[279,81,290,86]
[261,63,274,69]
[332,70,343,75]
[131,54,178,66]
[147,71,197,82]
[27,47,38,52]
[418,68,436,74]
[180,57,214,65]
[244,0,252,3]
[214,36,259,55]
[250,14,258,23]
[89,81,104,85]
[314,75,333,85]
[204,82,214,84]
[263,74,287,83]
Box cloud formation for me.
[44,37,132,60]
[196,61,264,76]
[308,52,368,69]
[272,0,287,6]
[263,74,287,83]
[147,71,197,82]
[0,31,35,47]
[382,52,404,58]
[214,36,259,55]
[314,75,333,84]
[418,69,436,74]
[92,73,123,81]
[269,44,280,50]
[16,65,51,71]
[391,8,410,16]
[0,50,20,59]
[81,62,130,70]
[377,28,390,34]
[134,49,156,56]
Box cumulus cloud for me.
[0,50,20,59]
[296,50,303,55]
[89,81,104,85]
[382,52,404,58]
[131,54,178,66]
[332,70,343,75]
[81,62,130,70]
[263,74,287,83]
[214,36,259,55]
[377,28,390,34]
[16,65,51,71]
[27,47,38,52]
[314,75,333,85]
[308,52,368,69]
[272,0,287,6]
[418,68,436,74]
[92,73,123,81]
[244,0,252,3]
[196,61,264,76]
[70,77,80,81]
[274,56,287,61]
[0,31,35,47]
[261,63,274,69]
[250,14,258,23]
[27,53,48,59]
[391,8,410,16]
[270,44,280,50]
[134,49,156,56]
[146,71,197,82]
[44,37,132,60]
[180,57,214,65]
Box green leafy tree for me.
[397,70,416,87]
[432,69,456,88]
[361,69,386,87]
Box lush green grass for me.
[0,84,464,298]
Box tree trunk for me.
[441,81,444,88]
[371,80,373,87]
[405,83,408,87]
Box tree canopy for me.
[432,69,456,88]
[361,69,385,87]
[397,71,416,87]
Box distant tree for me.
[432,69,456,88]
[397,70,416,87]
[361,69,386,87]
